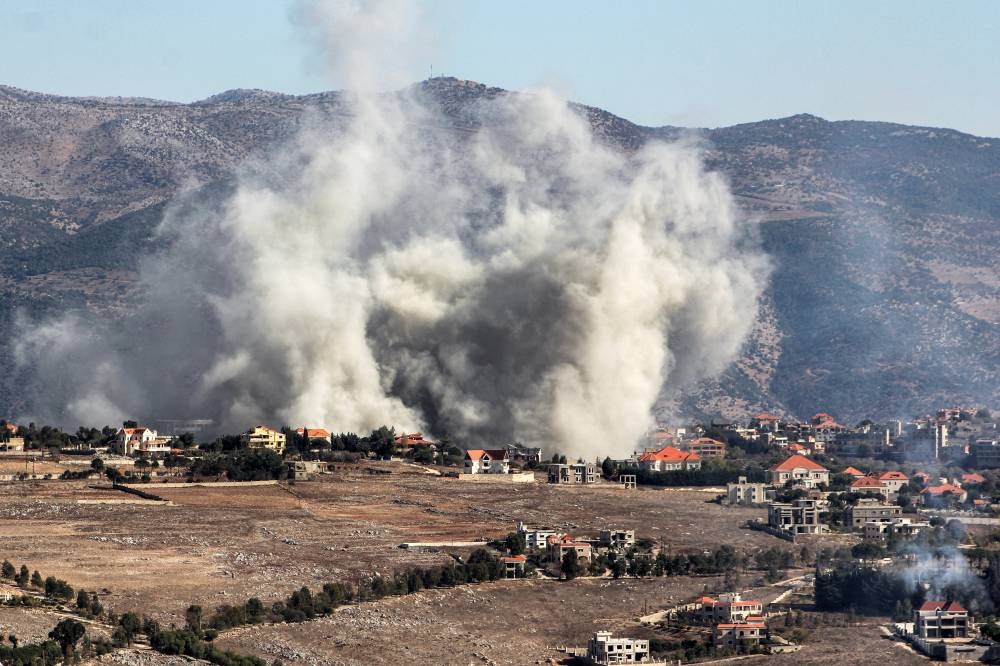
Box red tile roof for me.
[922,483,964,496]
[850,476,884,489]
[639,445,700,463]
[770,454,828,472]
[918,600,967,613]
[842,466,866,477]
[716,622,766,630]
[962,473,986,484]
[877,471,908,481]
[465,449,485,461]
[295,428,331,438]
[753,413,780,421]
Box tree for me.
[117,612,142,646]
[561,549,582,580]
[30,570,43,588]
[601,457,614,479]
[90,457,104,471]
[49,618,86,657]
[1,560,14,578]
[368,426,397,459]
[15,564,29,587]
[185,605,203,636]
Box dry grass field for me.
[0,464,928,665]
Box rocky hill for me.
[2,78,999,424]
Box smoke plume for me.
[14,0,768,459]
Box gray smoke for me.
[13,0,769,459]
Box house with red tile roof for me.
[768,454,829,487]
[295,427,332,444]
[961,472,986,486]
[117,426,173,457]
[697,593,766,623]
[463,449,510,474]
[713,620,767,648]
[841,466,866,478]
[850,476,887,496]
[920,483,967,505]
[394,432,435,448]
[547,534,592,564]
[501,554,527,578]
[914,600,971,639]
[751,412,781,431]
[877,470,909,494]
[638,445,701,472]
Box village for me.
[2,406,1000,664]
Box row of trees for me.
[1,560,74,601]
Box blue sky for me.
[1,0,998,136]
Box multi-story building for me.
[688,437,726,458]
[768,499,827,534]
[863,517,931,541]
[973,440,1000,468]
[726,476,769,505]
[548,462,599,484]
[585,631,652,665]
[914,601,971,639]
[768,454,829,488]
[599,528,636,550]
[515,522,562,551]
[548,534,592,564]
[713,621,767,649]
[242,425,286,454]
[638,446,701,472]
[848,498,902,528]
[697,593,766,623]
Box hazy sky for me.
[2,0,998,136]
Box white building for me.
[515,521,562,550]
[463,449,510,474]
[585,631,652,665]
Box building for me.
[548,462,599,484]
[698,593,766,623]
[688,437,726,458]
[599,528,636,550]
[0,436,24,452]
[726,476,768,505]
[117,426,173,457]
[973,440,1000,468]
[767,499,827,534]
[284,460,332,480]
[295,428,332,444]
[841,466,866,478]
[505,443,543,465]
[914,601,971,640]
[585,631,652,665]
[463,449,510,474]
[850,476,889,498]
[637,446,701,472]
[501,554,526,578]
[713,621,767,649]
[768,454,830,488]
[877,470,909,494]
[394,432,434,449]
[242,425,286,454]
[920,484,967,506]
[848,499,902,528]
[548,535,592,564]
[515,522,562,551]
[863,517,931,541]
[751,413,781,431]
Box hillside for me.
[2,78,999,425]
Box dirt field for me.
[1,464,902,665]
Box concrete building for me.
[713,621,767,649]
[726,476,769,505]
[585,631,652,665]
[848,499,902,528]
[767,499,827,535]
[242,425,286,455]
[515,521,562,551]
[698,593,766,623]
[501,554,526,578]
[463,449,510,474]
[688,437,726,458]
[0,436,24,452]
[914,601,971,639]
[548,462,598,484]
[548,535,592,564]
[768,454,829,488]
[863,517,931,541]
[599,528,636,550]
[973,439,1000,468]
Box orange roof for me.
[295,428,330,438]
[716,622,766,630]
[639,445,699,463]
[962,473,986,484]
[922,484,963,495]
[694,596,717,605]
[753,412,780,421]
[842,466,866,477]
[465,449,486,461]
[878,471,908,481]
[501,555,526,563]
[850,476,883,489]
[771,454,827,472]
[2,423,17,433]
[919,600,966,613]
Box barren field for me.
[0,464,913,665]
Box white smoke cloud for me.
[13,0,769,459]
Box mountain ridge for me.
[2,77,999,425]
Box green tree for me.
[90,457,104,471]
[117,612,141,646]
[561,549,582,580]
[1,560,14,578]
[185,605,203,636]
[30,570,43,588]
[49,618,86,658]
